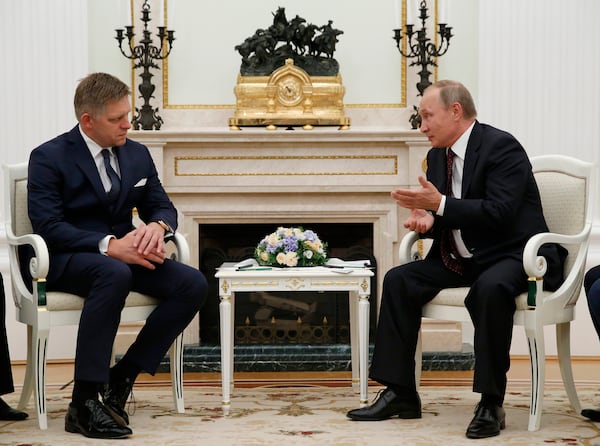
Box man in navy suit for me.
[347,80,565,439]
[27,72,207,439]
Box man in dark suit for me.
[0,274,28,421]
[27,72,207,439]
[346,80,565,439]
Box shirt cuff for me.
[99,235,116,255]
[437,195,447,216]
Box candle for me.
[125,0,132,25]
[406,0,414,25]
[167,0,175,28]
[394,0,400,29]
[439,0,447,24]
[158,0,164,27]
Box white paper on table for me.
[324,258,371,268]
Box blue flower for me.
[282,236,299,252]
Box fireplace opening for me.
[198,223,377,347]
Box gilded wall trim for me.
[174,154,398,177]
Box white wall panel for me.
[0,1,88,165]
[0,0,89,361]
[478,0,600,164]
[476,0,600,357]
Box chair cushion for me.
[46,291,159,311]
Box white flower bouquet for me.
[254,226,328,267]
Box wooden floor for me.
[10,355,600,390]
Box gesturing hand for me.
[403,208,434,233]
[391,176,442,211]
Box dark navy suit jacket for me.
[27,125,177,284]
[424,121,566,289]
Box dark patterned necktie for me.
[440,149,464,274]
[101,149,121,202]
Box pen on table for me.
[324,264,345,269]
[236,266,272,271]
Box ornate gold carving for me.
[229,59,350,130]
[221,279,230,295]
[284,277,307,290]
[311,280,360,287]
[231,281,279,287]
[360,278,370,293]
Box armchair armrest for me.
[522,226,591,307]
[167,232,191,265]
[7,232,50,279]
[5,231,50,307]
[522,228,590,278]
[399,231,421,265]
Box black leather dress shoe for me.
[103,377,134,426]
[0,397,28,421]
[466,402,506,439]
[582,408,600,422]
[65,399,132,439]
[346,388,422,421]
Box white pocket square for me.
[134,178,147,187]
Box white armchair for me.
[3,162,188,430]
[399,155,594,431]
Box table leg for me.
[358,294,370,404]
[229,293,235,392]
[219,293,232,409]
[349,292,359,393]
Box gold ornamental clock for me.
[229,8,349,130]
[277,75,303,107]
[229,59,350,130]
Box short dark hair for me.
[431,79,477,120]
[74,72,130,121]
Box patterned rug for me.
[1,385,599,445]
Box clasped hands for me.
[106,222,166,270]
[391,176,442,234]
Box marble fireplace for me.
[121,127,470,371]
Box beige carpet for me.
[1,384,599,445]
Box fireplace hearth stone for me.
[154,343,474,373]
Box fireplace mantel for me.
[130,127,431,191]
[127,127,462,352]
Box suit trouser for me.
[584,265,600,338]
[0,274,15,395]
[369,256,527,399]
[48,253,208,383]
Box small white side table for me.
[215,263,373,408]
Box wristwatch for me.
[155,220,173,233]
